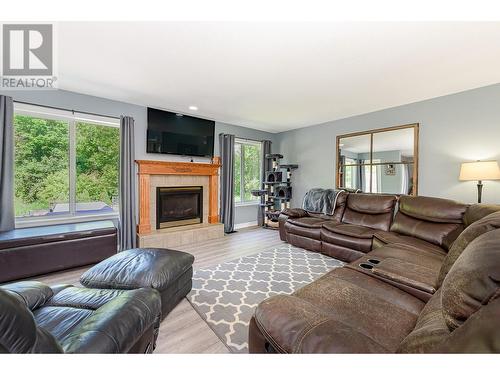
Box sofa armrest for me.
[281,208,308,218]
[278,209,309,241]
[432,298,500,353]
[60,288,161,354]
[370,259,437,294]
[0,281,54,310]
[278,214,289,241]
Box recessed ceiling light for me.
[189,106,198,111]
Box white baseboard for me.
[234,221,258,230]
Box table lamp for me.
[459,160,500,203]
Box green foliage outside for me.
[242,143,261,201]
[233,141,261,203]
[14,115,119,217]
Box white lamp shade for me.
[459,160,500,181]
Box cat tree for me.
[251,154,298,229]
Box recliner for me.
[280,189,348,253]
[0,281,161,353]
[320,193,397,261]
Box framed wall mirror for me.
[336,124,419,195]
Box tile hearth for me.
[138,223,224,248]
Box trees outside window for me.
[13,104,120,223]
[233,139,262,204]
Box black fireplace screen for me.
[156,186,203,229]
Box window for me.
[234,139,262,204]
[14,103,120,225]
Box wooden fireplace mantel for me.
[136,157,221,234]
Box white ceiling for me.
[56,22,500,133]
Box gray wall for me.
[0,89,276,225]
[276,83,500,206]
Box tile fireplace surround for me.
[136,158,224,248]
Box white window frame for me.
[14,103,120,228]
[234,138,262,206]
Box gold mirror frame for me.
[335,123,419,195]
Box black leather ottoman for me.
[80,248,195,319]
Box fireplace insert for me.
[156,186,203,229]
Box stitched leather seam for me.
[293,317,332,353]
[486,286,500,304]
[253,316,287,353]
[44,303,98,311]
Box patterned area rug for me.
[187,244,344,353]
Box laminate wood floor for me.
[32,226,285,354]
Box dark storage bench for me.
[0,220,117,283]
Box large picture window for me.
[13,103,120,225]
[234,139,262,204]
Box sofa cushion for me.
[373,231,446,257]
[321,223,377,254]
[287,216,330,229]
[369,244,445,272]
[294,317,391,353]
[345,193,397,215]
[34,306,95,342]
[437,210,500,287]
[323,222,377,239]
[441,228,500,331]
[285,218,326,241]
[321,230,372,254]
[391,212,464,250]
[398,195,468,224]
[391,195,468,250]
[342,194,397,231]
[397,289,450,353]
[253,267,424,353]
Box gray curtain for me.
[0,96,14,232]
[261,140,272,189]
[119,116,137,250]
[219,133,235,233]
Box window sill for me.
[15,212,119,229]
[235,201,260,207]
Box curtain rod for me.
[220,133,270,144]
[14,100,121,121]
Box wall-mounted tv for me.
[147,108,215,157]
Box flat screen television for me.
[147,108,215,157]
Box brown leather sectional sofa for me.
[250,190,500,353]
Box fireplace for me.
[156,186,203,229]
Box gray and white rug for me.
[187,244,344,353]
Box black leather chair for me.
[0,281,161,353]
